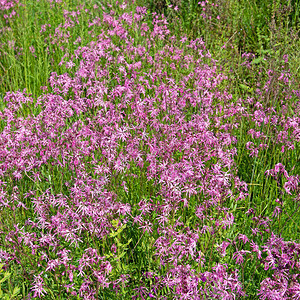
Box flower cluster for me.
[0,1,299,299]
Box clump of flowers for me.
[0,0,18,21]
[0,1,299,299]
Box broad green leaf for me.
[251,57,264,64]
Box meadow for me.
[0,0,299,299]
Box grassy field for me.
[0,0,299,299]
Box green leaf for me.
[239,84,250,91]
[118,251,127,259]
[251,57,264,64]
[125,238,132,246]
[111,219,119,228]
[109,231,118,238]
[260,49,273,54]
[0,272,10,284]
[12,286,20,297]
